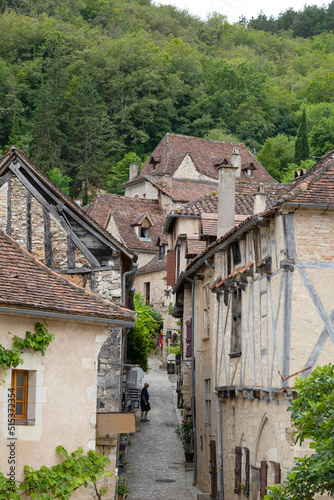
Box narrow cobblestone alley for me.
[125,357,201,500]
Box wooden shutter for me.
[275,462,281,484]
[234,446,242,494]
[186,319,192,358]
[244,447,250,497]
[166,251,176,286]
[260,460,268,499]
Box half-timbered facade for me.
[173,151,334,499]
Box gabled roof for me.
[0,228,135,323]
[84,194,165,253]
[123,133,278,187]
[84,195,162,228]
[173,150,334,293]
[0,147,136,264]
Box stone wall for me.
[173,154,215,182]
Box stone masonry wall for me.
[11,176,27,247]
[0,183,7,232]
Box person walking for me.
[140,382,150,422]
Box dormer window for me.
[149,155,160,172]
[132,213,154,241]
[243,161,257,177]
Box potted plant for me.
[117,479,131,499]
[175,419,194,462]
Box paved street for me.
[126,357,201,500]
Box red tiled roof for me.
[84,194,165,253]
[123,134,278,186]
[84,195,163,228]
[146,176,219,203]
[202,214,218,236]
[175,183,286,216]
[0,228,135,322]
[279,151,334,206]
[186,235,207,256]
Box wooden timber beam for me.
[9,161,100,267]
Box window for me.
[204,399,212,425]
[232,242,241,266]
[158,244,166,260]
[12,370,28,421]
[203,285,210,339]
[144,282,150,305]
[140,227,149,239]
[230,289,242,357]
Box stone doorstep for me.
[197,494,211,500]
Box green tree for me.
[266,364,334,499]
[107,152,144,195]
[257,134,295,182]
[47,168,71,195]
[127,293,162,373]
[294,108,309,165]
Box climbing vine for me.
[0,322,54,381]
[0,446,112,499]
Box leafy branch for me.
[0,446,112,499]
[0,322,54,382]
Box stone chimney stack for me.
[231,148,242,177]
[129,162,139,181]
[253,183,267,214]
[217,160,238,239]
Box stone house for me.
[0,228,135,499]
[84,194,177,354]
[0,146,138,413]
[122,133,276,213]
[171,151,334,499]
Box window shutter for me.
[275,462,281,484]
[234,446,242,494]
[244,447,250,497]
[186,319,192,358]
[260,460,268,499]
[166,251,176,286]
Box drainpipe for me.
[183,273,197,485]
[216,295,224,499]
[122,263,138,305]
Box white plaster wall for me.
[0,314,109,499]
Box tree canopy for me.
[1,0,334,196]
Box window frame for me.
[11,369,28,423]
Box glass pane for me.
[16,373,24,386]
[16,402,23,416]
[16,388,23,401]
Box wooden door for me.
[209,440,218,499]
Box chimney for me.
[253,183,267,214]
[129,162,139,181]
[161,174,172,188]
[231,148,241,177]
[217,161,238,239]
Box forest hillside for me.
[1,0,334,200]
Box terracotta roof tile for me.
[279,151,334,206]
[123,134,278,186]
[186,235,207,256]
[84,194,165,253]
[0,228,135,321]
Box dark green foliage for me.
[1,2,334,195]
[107,151,144,195]
[265,364,334,499]
[294,109,309,165]
[127,293,162,373]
